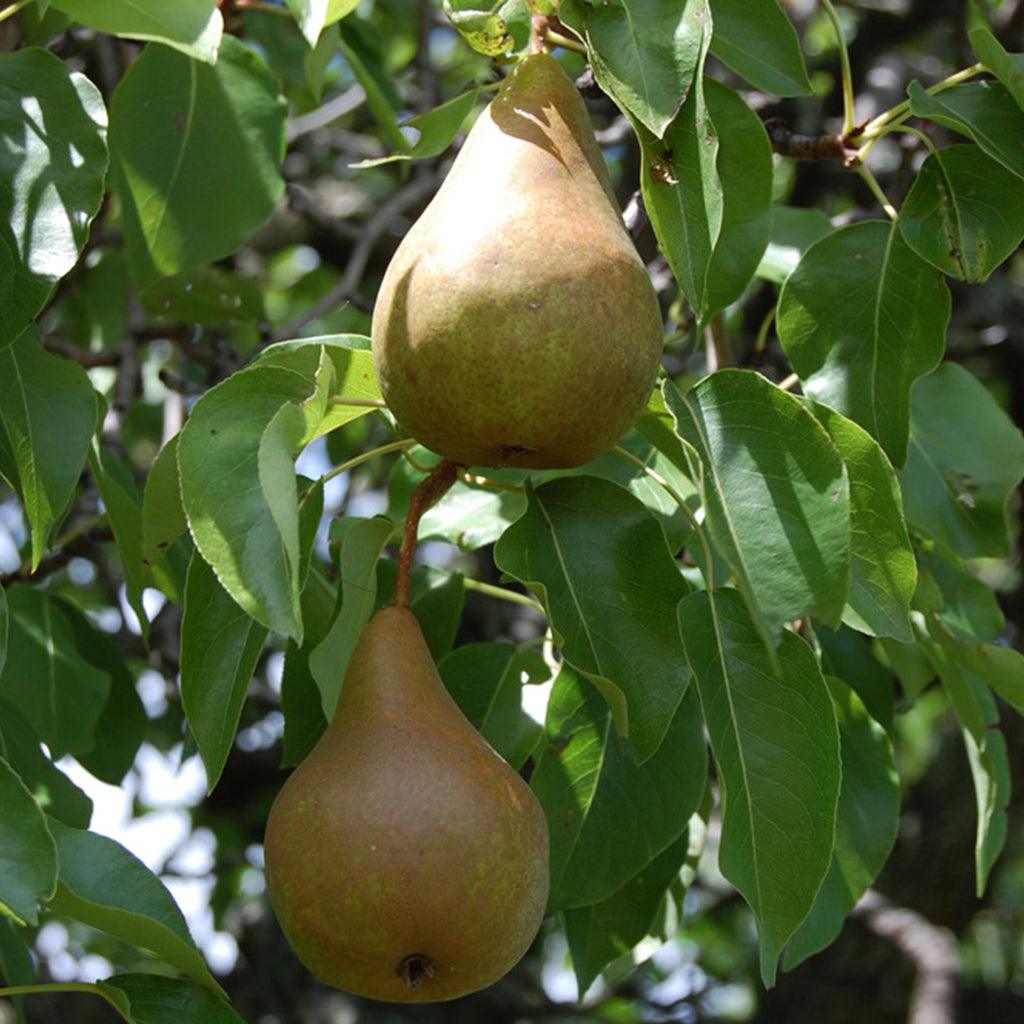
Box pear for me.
[264,606,549,1002]
[371,52,663,469]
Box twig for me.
[272,169,441,343]
[42,336,121,367]
[0,525,113,587]
[821,0,855,136]
[763,118,859,165]
[395,459,460,608]
[321,438,416,484]
[852,890,959,1024]
[463,578,545,614]
[286,85,367,143]
[706,312,733,369]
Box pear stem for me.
[395,459,461,608]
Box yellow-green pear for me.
[371,52,663,469]
[263,606,549,1003]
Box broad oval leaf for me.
[783,676,899,969]
[0,756,57,926]
[49,0,223,62]
[530,665,707,910]
[438,643,547,769]
[0,48,108,337]
[899,363,1024,558]
[898,144,1024,283]
[755,205,832,285]
[141,435,187,575]
[494,476,691,762]
[178,359,321,640]
[709,0,811,96]
[808,402,915,641]
[98,974,246,1024]
[919,548,1004,644]
[665,371,850,639]
[0,326,98,570]
[969,25,1024,110]
[679,587,841,986]
[560,0,710,137]
[777,220,950,464]
[0,586,110,758]
[907,80,1024,180]
[46,819,219,991]
[180,552,269,793]
[110,36,286,278]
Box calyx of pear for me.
[372,52,663,469]
[264,604,550,1003]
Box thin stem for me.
[859,62,986,141]
[327,396,387,409]
[706,312,734,369]
[459,470,526,495]
[321,438,416,484]
[395,459,459,608]
[0,983,129,1020]
[544,29,586,53]
[463,577,546,614]
[612,446,714,591]
[754,304,777,354]
[0,0,32,25]
[821,0,855,136]
[857,163,898,220]
[873,122,940,159]
[777,372,800,392]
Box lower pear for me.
[263,606,550,1002]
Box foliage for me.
[0,1,1022,1022]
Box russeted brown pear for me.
[263,606,550,1003]
[371,52,663,469]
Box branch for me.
[763,118,860,166]
[272,168,441,343]
[0,526,113,587]
[852,889,960,1024]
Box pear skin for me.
[371,53,663,469]
[264,607,549,1002]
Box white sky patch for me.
[521,675,553,725]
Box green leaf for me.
[0,326,98,569]
[308,516,399,718]
[98,974,245,1024]
[565,815,705,995]
[679,588,841,986]
[49,1,222,62]
[898,144,1024,283]
[907,80,1024,180]
[665,371,850,639]
[0,586,110,758]
[755,205,833,285]
[560,0,709,138]
[142,267,265,325]
[808,402,915,641]
[438,643,546,769]
[404,569,465,663]
[945,643,1024,717]
[783,677,899,968]
[919,548,1004,643]
[285,0,357,46]
[180,552,269,793]
[57,598,147,786]
[899,363,1024,559]
[636,73,722,317]
[178,357,322,641]
[777,220,950,464]
[0,916,34,1019]
[969,25,1024,110]
[110,36,286,279]
[879,636,936,703]
[89,444,149,636]
[930,639,1010,894]
[0,47,108,338]
[47,820,220,991]
[0,585,6,678]
[530,665,707,909]
[0,698,92,828]
[0,756,57,926]
[495,476,691,762]
[701,80,773,320]
[442,1,515,57]
[709,0,811,95]
[142,436,187,577]
[817,625,895,734]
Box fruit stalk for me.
[395,458,460,608]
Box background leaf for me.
[495,476,691,762]
[777,221,950,464]
[899,363,1024,558]
[98,974,246,1024]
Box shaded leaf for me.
[899,363,1024,558]
[969,25,1024,110]
[141,435,187,576]
[817,625,896,733]
[755,205,833,285]
[679,588,841,986]
[98,974,245,1024]
[530,666,707,909]
[920,548,1004,643]
[495,476,691,762]
[777,220,950,464]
